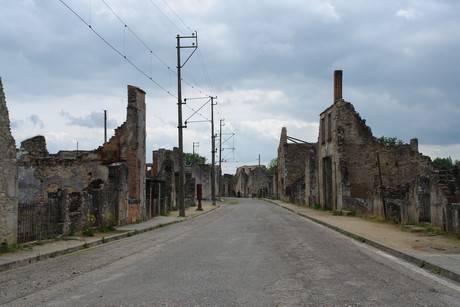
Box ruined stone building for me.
[315,70,459,232]
[148,149,177,216]
[11,85,147,240]
[220,173,235,197]
[277,127,316,204]
[233,165,272,198]
[0,78,18,244]
[149,148,219,213]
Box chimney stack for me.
[334,70,343,102]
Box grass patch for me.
[127,229,140,237]
[401,222,446,236]
[312,203,323,210]
[368,215,387,223]
[431,267,441,275]
[351,234,365,243]
[229,201,239,205]
[0,240,20,254]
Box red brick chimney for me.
[334,70,343,102]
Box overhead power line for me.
[61,0,217,103]
[161,0,194,34]
[60,0,176,98]
[147,0,184,35]
[101,0,171,70]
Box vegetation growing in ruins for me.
[82,214,96,236]
[376,136,404,145]
[0,240,20,254]
[267,158,278,175]
[185,152,203,165]
[100,212,116,232]
[432,157,453,170]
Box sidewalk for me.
[0,203,217,273]
[266,199,460,284]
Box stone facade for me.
[304,143,318,206]
[277,127,316,204]
[150,148,221,210]
[233,165,272,198]
[0,78,18,244]
[150,148,177,213]
[16,85,147,236]
[220,174,234,197]
[316,70,459,232]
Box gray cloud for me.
[61,110,118,129]
[10,115,43,129]
[1,0,459,171]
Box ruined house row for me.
[0,78,225,245]
[0,79,150,245]
[276,71,460,233]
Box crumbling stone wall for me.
[233,166,251,197]
[232,165,272,198]
[151,149,176,211]
[151,148,223,208]
[319,98,437,213]
[189,164,212,201]
[317,70,458,232]
[247,166,272,198]
[220,174,234,197]
[304,143,318,206]
[98,85,146,223]
[0,78,18,244]
[277,127,313,203]
[16,85,146,236]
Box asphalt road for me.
[1,198,460,306]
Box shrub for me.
[377,136,404,145]
[432,157,453,170]
[82,214,96,236]
[100,212,116,232]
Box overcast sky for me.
[1,0,459,174]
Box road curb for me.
[266,199,460,284]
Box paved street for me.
[1,198,460,306]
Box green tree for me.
[432,157,453,170]
[376,136,404,145]
[184,152,203,166]
[267,158,278,175]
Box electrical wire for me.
[161,0,194,34]
[102,0,171,70]
[147,0,184,35]
[61,0,223,137]
[103,0,212,97]
[60,0,176,98]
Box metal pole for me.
[211,97,216,205]
[177,34,185,217]
[104,110,107,143]
[175,33,197,216]
[377,153,387,220]
[218,119,223,200]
